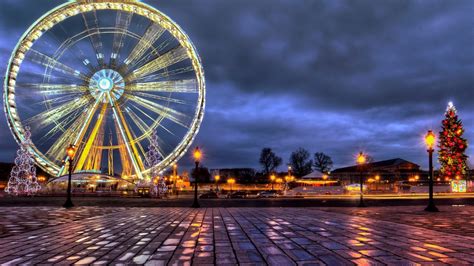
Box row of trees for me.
[259,147,334,177]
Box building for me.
[294,170,339,187]
[331,158,423,185]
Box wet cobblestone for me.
[0,206,472,265]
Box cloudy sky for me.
[0,0,473,171]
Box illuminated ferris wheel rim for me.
[4,0,206,179]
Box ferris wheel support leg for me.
[58,94,104,176]
[107,93,144,180]
[75,103,107,171]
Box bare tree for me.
[259,148,282,176]
[289,148,312,177]
[313,152,333,173]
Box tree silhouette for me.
[313,152,333,173]
[289,148,312,177]
[259,147,282,176]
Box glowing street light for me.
[270,174,276,190]
[276,178,283,191]
[424,130,438,212]
[375,175,380,191]
[63,144,76,208]
[191,147,201,208]
[357,152,366,207]
[227,178,235,194]
[215,175,220,192]
[322,174,328,186]
[357,152,366,165]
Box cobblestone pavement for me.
[318,205,474,238]
[0,207,473,265]
[0,207,127,238]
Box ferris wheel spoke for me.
[110,11,133,67]
[82,10,105,67]
[53,23,96,75]
[130,92,187,105]
[107,93,144,179]
[127,45,188,80]
[126,108,167,158]
[25,96,91,131]
[37,107,86,143]
[124,94,190,128]
[27,49,88,81]
[133,66,194,83]
[132,36,175,70]
[44,95,101,163]
[37,94,88,107]
[128,79,198,93]
[46,114,89,162]
[124,22,165,68]
[126,123,148,166]
[129,103,176,136]
[17,83,87,95]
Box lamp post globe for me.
[270,174,276,190]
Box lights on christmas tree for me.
[5,127,41,196]
[438,102,468,180]
[141,130,167,197]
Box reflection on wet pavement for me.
[0,207,472,265]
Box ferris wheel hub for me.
[99,78,113,91]
[89,69,125,103]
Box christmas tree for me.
[438,102,469,180]
[5,127,41,196]
[141,130,167,197]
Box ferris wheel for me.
[3,0,205,180]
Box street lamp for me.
[227,178,235,194]
[424,130,439,212]
[357,152,366,207]
[270,174,276,190]
[375,175,380,191]
[286,166,292,192]
[276,178,283,191]
[215,175,220,192]
[63,144,76,208]
[191,147,201,208]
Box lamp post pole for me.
[191,147,201,208]
[270,174,275,190]
[425,130,439,212]
[63,144,76,209]
[357,152,366,207]
[215,175,220,192]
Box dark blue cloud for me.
[0,0,473,172]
